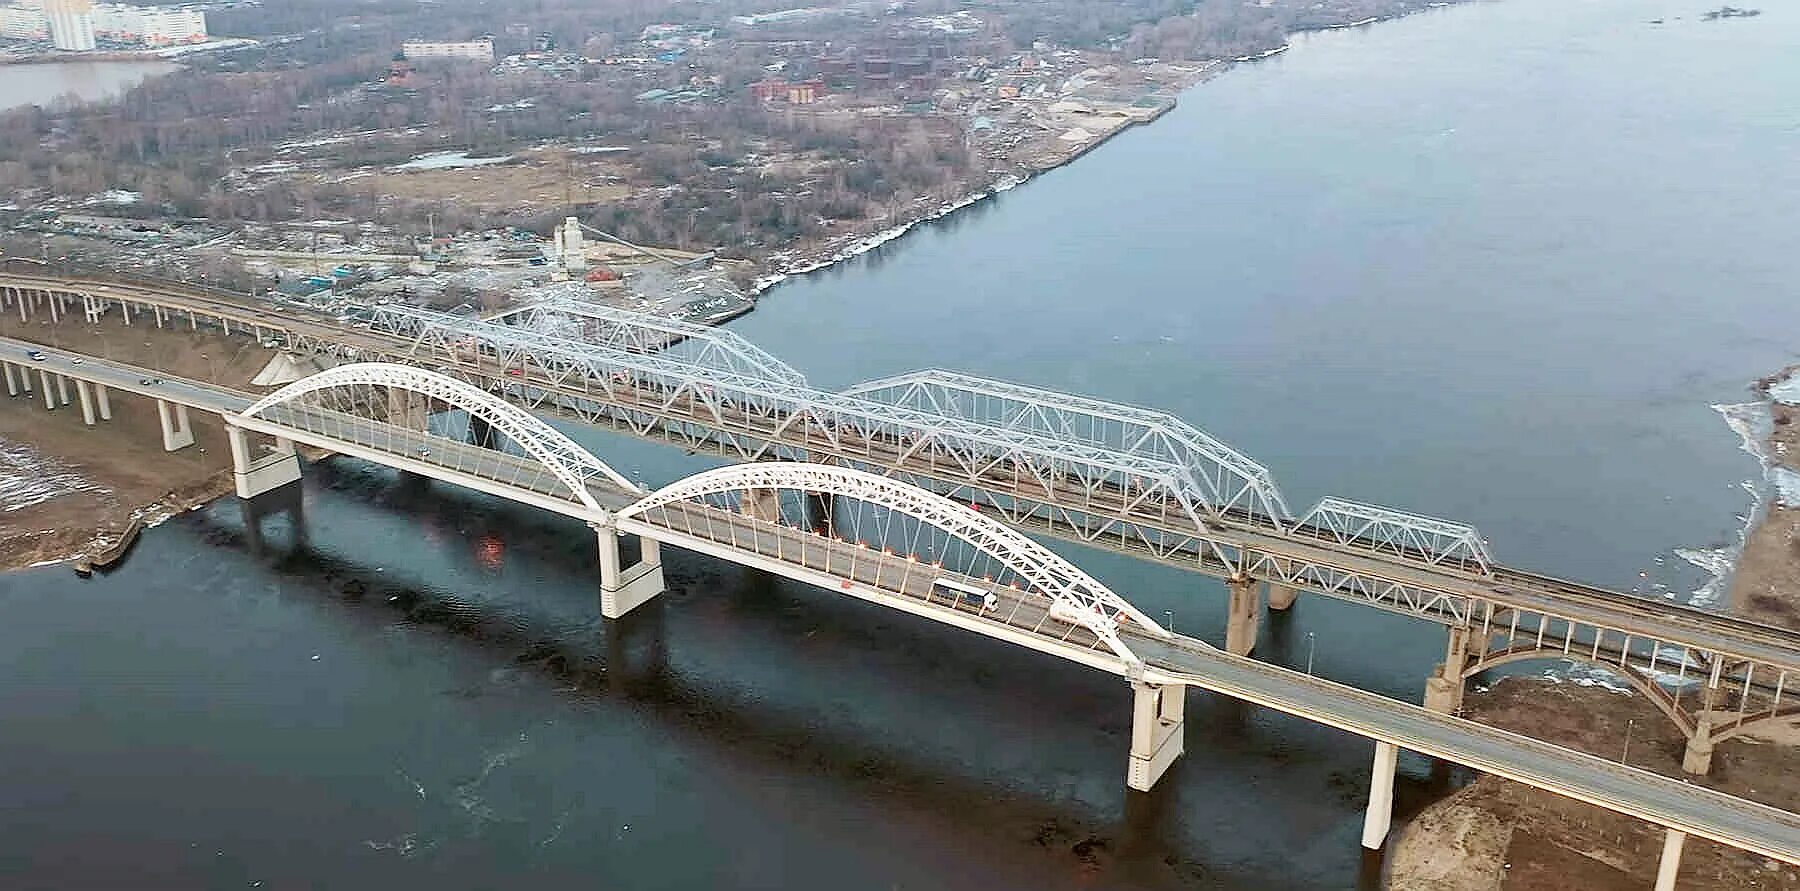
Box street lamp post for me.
[1163,609,1173,633]
[1306,631,1317,676]
[1622,718,1636,766]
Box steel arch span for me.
[620,462,1170,662]
[242,362,641,511]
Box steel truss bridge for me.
[7,340,1800,886]
[5,271,1799,780]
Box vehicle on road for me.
[1048,601,1128,628]
[417,448,431,457]
[26,350,45,361]
[69,358,81,365]
[138,377,161,385]
[932,577,998,611]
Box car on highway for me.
[26,350,45,361]
[69,358,81,365]
[138,377,162,385]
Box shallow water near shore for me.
[2,0,1798,887]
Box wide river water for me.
[2,1,1797,887]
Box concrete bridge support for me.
[1127,680,1186,792]
[1423,624,1472,714]
[95,384,111,420]
[1267,582,1298,611]
[156,399,194,451]
[75,379,98,426]
[1682,674,1722,776]
[54,372,71,407]
[597,524,666,620]
[386,386,428,430]
[3,361,17,397]
[1362,740,1400,850]
[741,487,781,523]
[1225,576,1262,656]
[226,426,302,499]
[1655,828,1686,891]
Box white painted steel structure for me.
[14,273,1800,775]
[9,341,1800,882]
[620,462,1169,661]
[242,362,643,510]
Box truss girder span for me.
[1296,496,1493,574]
[843,369,1291,529]
[498,299,807,386]
[241,362,641,510]
[365,305,1233,537]
[621,462,1170,661]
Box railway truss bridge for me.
[6,338,1800,886]
[7,272,1800,877]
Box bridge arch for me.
[1464,648,1694,736]
[620,462,1169,661]
[242,362,640,512]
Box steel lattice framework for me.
[242,362,641,510]
[496,298,807,385]
[843,368,1291,528]
[1296,497,1493,573]
[620,462,1169,661]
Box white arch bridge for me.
[7,348,1800,883]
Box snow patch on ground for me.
[390,152,515,172]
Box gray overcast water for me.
[1,1,1797,887]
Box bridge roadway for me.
[620,503,1800,865]
[10,336,1800,870]
[5,274,1793,673]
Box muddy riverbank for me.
[1389,677,1800,890]
[0,314,275,570]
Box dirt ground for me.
[354,154,633,212]
[0,311,281,570]
[1389,677,1800,890]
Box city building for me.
[92,3,207,46]
[43,0,95,50]
[401,38,495,61]
[0,3,48,40]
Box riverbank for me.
[0,314,274,571]
[1721,367,1800,628]
[749,2,1464,297]
[1389,677,1800,890]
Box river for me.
[1,0,1796,888]
[0,60,177,109]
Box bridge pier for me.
[227,426,303,498]
[156,399,194,451]
[1127,680,1186,792]
[1225,576,1261,656]
[596,524,666,619]
[387,386,428,429]
[1362,740,1399,850]
[1682,671,1723,776]
[38,369,55,410]
[2,361,16,397]
[95,383,111,420]
[742,487,781,523]
[1267,582,1298,611]
[54,372,71,407]
[75,379,97,426]
[1655,828,1687,891]
[1423,624,1472,714]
